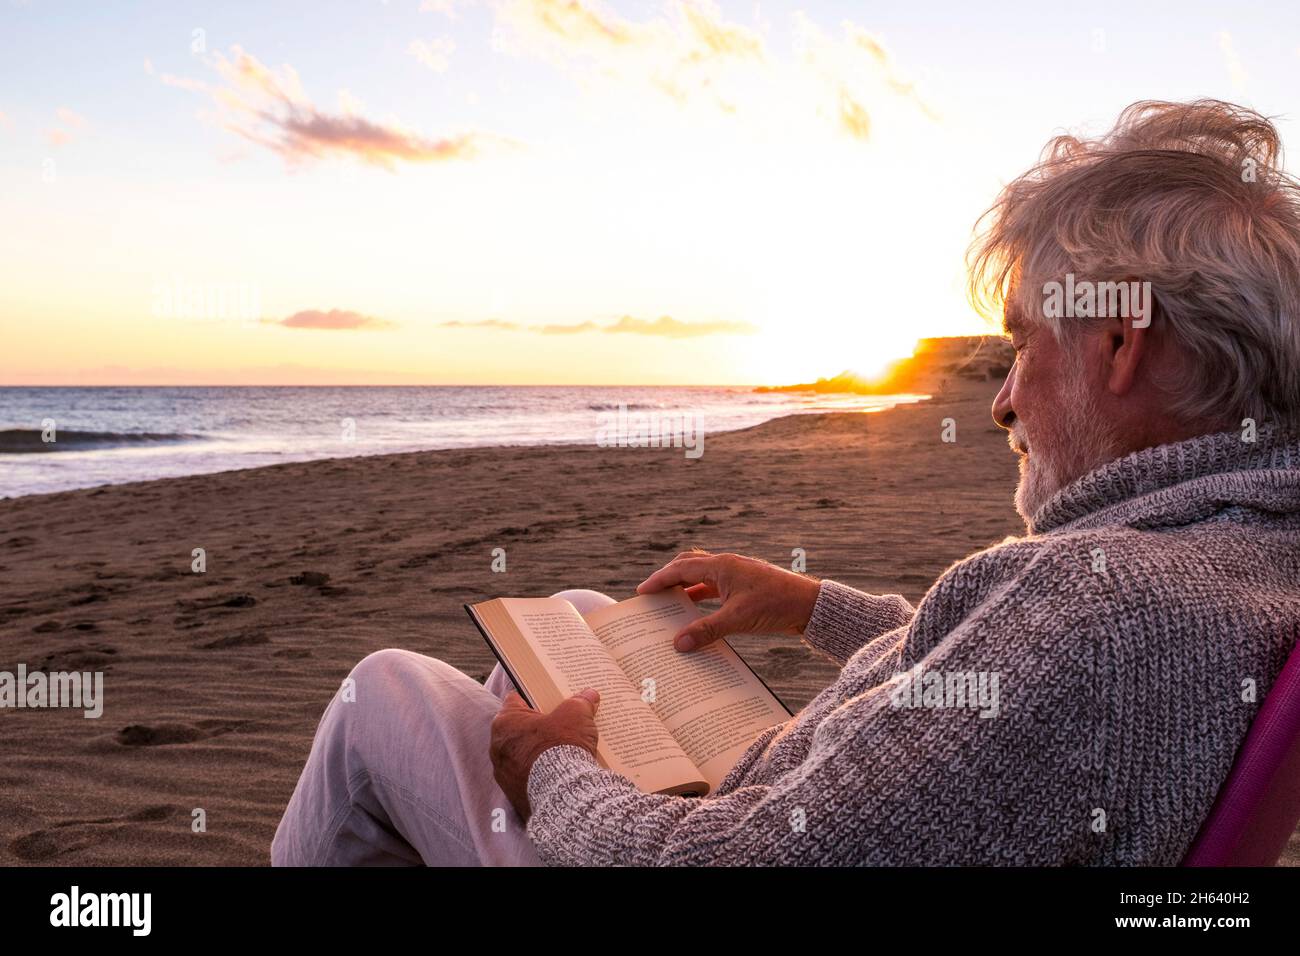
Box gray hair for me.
[967,99,1300,431]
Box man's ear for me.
[1103,312,1150,397]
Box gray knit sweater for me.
[526,427,1300,865]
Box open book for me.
[466,587,791,797]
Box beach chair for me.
[1183,638,1300,866]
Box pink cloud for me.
[45,107,87,147]
[440,319,523,330]
[166,46,515,169]
[274,309,395,331]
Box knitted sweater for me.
[526,427,1300,865]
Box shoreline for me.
[0,392,932,502]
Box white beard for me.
[1012,360,1121,523]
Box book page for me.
[496,597,707,795]
[583,589,790,792]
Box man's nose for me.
[992,368,1015,429]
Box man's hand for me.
[490,689,600,821]
[638,550,822,651]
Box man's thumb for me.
[572,688,600,713]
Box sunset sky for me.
[3,0,1299,385]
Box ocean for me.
[0,386,926,498]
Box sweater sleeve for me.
[800,579,916,666]
[525,581,1105,866]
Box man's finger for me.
[555,688,601,717]
[673,608,740,652]
[672,549,713,563]
[636,556,716,595]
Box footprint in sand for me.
[195,631,268,650]
[9,805,177,862]
[173,594,259,630]
[795,497,848,510]
[37,643,118,671]
[176,593,258,612]
[146,568,185,583]
[289,571,330,586]
[0,605,31,625]
[115,719,250,747]
[761,646,812,680]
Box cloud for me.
[499,0,763,63]
[29,362,426,386]
[494,1,936,141]
[420,0,473,17]
[273,309,395,330]
[496,0,764,110]
[410,36,456,72]
[679,2,764,62]
[163,46,513,168]
[840,22,940,121]
[789,14,942,137]
[538,320,602,334]
[441,315,755,337]
[603,314,756,337]
[439,318,523,330]
[1218,32,1249,94]
[502,0,646,51]
[838,87,871,140]
[147,58,211,93]
[45,107,87,146]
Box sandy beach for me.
[2,372,1295,866]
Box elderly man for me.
[272,99,1300,866]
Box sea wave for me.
[0,428,202,454]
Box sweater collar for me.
[1028,425,1300,535]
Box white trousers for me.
[271,589,617,866]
